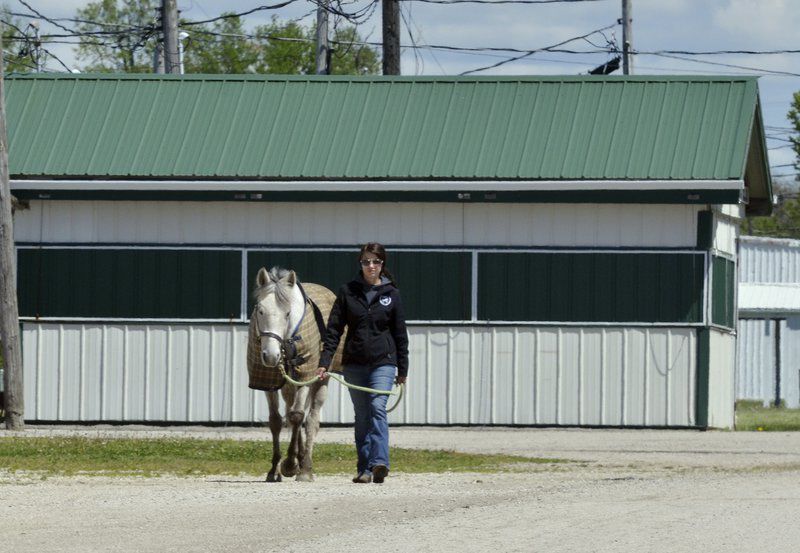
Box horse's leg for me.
[279,385,303,477]
[265,390,283,483]
[297,379,328,482]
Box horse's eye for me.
[285,312,290,320]
[258,308,265,315]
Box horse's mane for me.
[253,266,295,308]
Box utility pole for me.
[382,0,400,75]
[0,34,25,430]
[316,1,329,74]
[621,0,633,74]
[161,0,180,74]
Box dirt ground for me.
[1,426,799,553]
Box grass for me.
[735,400,800,431]
[0,437,564,477]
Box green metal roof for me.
[4,73,771,198]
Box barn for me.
[737,236,800,408]
[8,73,772,428]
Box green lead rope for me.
[278,364,405,413]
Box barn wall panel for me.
[478,252,705,323]
[712,204,742,257]
[739,236,800,284]
[781,317,800,409]
[736,317,800,409]
[15,201,702,248]
[707,329,736,429]
[23,323,697,426]
[736,318,774,404]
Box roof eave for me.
[742,94,774,216]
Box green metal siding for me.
[246,251,355,310]
[696,210,714,249]
[392,251,471,321]
[478,252,705,323]
[247,250,471,321]
[6,74,758,182]
[711,256,736,328]
[17,249,241,319]
[695,327,710,428]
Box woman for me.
[317,243,409,484]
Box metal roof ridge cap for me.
[5,74,762,83]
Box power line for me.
[15,0,74,34]
[3,54,40,73]
[399,2,424,74]
[9,1,800,83]
[638,51,800,78]
[181,1,301,26]
[399,0,608,3]
[11,1,373,39]
[10,5,800,64]
[460,22,616,75]
[648,48,800,56]
[181,24,612,58]
[766,136,795,143]
[628,64,782,77]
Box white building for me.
[737,236,800,408]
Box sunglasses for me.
[360,259,384,267]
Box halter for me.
[255,315,304,370]
[254,283,313,372]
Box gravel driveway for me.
[2,425,799,552]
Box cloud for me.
[713,0,800,48]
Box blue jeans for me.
[343,363,396,473]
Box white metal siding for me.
[713,216,738,257]
[707,329,736,429]
[736,318,775,405]
[15,201,702,248]
[22,323,697,426]
[736,318,800,409]
[739,236,800,284]
[712,204,742,257]
[782,318,800,409]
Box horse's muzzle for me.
[261,351,280,368]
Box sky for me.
[7,0,800,184]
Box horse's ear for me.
[256,267,270,287]
[284,270,297,287]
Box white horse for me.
[248,267,340,482]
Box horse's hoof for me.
[295,472,314,483]
[280,460,299,477]
[266,472,282,483]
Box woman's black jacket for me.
[319,278,409,377]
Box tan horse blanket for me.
[247,282,344,391]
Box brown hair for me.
[359,242,397,286]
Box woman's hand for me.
[395,375,406,385]
[316,367,329,380]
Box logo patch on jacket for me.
[379,295,392,306]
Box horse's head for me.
[253,266,300,368]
